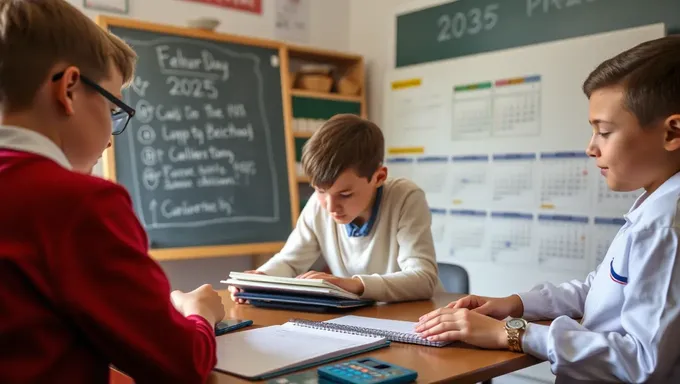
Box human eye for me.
[340,193,353,198]
[597,131,611,138]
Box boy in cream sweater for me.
[229,114,441,303]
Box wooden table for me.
[112,292,543,384]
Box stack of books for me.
[222,272,375,313]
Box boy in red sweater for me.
[0,1,225,383]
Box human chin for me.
[330,213,353,224]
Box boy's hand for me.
[415,307,508,349]
[171,284,226,328]
[228,270,266,304]
[297,271,365,295]
[444,294,524,320]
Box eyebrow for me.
[589,119,616,126]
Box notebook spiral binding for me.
[288,318,450,347]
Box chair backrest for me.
[437,262,469,294]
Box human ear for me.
[663,114,680,152]
[52,66,81,116]
[374,165,388,187]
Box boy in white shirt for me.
[228,114,441,303]
[415,36,680,383]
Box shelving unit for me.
[284,45,367,212]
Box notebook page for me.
[325,315,419,336]
[215,323,384,378]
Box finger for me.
[415,312,456,333]
[418,306,450,323]
[471,302,493,316]
[301,272,328,280]
[417,317,460,338]
[426,330,464,342]
[296,271,316,279]
[450,297,472,309]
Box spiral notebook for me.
[214,321,390,380]
[288,315,452,347]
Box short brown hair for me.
[583,35,680,127]
[0,0,137,112]
[301,114,384,188]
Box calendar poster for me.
[390,79,446,135]
[491,153,537,209]
[488,212,535,264]
[385,157,415,181]
[492,75,541,137]
[539,152,591,211]
[412,156,449,197]
[450,155,491,208]
[430,208,447,247]
[447,210,490,262]
[591,217,626,271]
[451,81,493,140]
[537,215,589,271]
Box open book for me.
[215,321,389,380]
[223,271,362,300]
[289,315,453,347]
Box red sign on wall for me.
[183,0,262,14]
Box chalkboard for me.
[396,0,678,67]
[98,17,297,259]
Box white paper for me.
[447,210,489,262]
[488,212,535,264]
[392,86,445,134]
[412,156,448,195]
[491,154,537,209]
[215,323,382,378]
[536,215,589,272]
[451,84,493,140]
[385,157,415,181]
[493,76,541,137]
[275,0,310,43]
[325,316,419,336]
[539,152,592,211]
[450,155,490,207]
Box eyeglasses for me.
[52,71,136,135]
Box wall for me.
[71,0,350,292]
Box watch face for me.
[507,318,526,329]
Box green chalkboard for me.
[103,19,295,257]
[396,0,677,67]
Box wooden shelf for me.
[287,44,363,62]
[293,131,315,138]
[297,175,310,183]
[291,89,362,103]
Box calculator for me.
[317,358,417,384]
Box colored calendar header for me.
[594,217,627,226]
[385,157,414,164]
[391,78,421,90]
[540,151,589,159]
[495,75,541,87]
[492,153,536,161]
[430,208,447,215]
[450,209,486,217]
[387,146,425,155]
[538,214,589,223]
[491,212,533,220]
[417,156,448,163]
[451,155,489,162]
[453,81,492,92]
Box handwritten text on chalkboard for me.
[120,37,281,229]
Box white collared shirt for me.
[0,125,72,169]
[518,172,680,383]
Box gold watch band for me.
[507,328,524,352]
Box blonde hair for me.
[0,0,137,112]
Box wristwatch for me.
[505,318,527,352]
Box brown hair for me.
[582,35,680,127]
[301,114,384,189]
[0,0,137,112]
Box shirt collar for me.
[0,125,72,170]
[624,170,680,224]
[345,186,384,237]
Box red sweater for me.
[0,149,217,384]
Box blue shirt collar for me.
[345,186,383,237]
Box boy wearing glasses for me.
[0,1,225,383]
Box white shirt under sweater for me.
[257,177,443,302]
